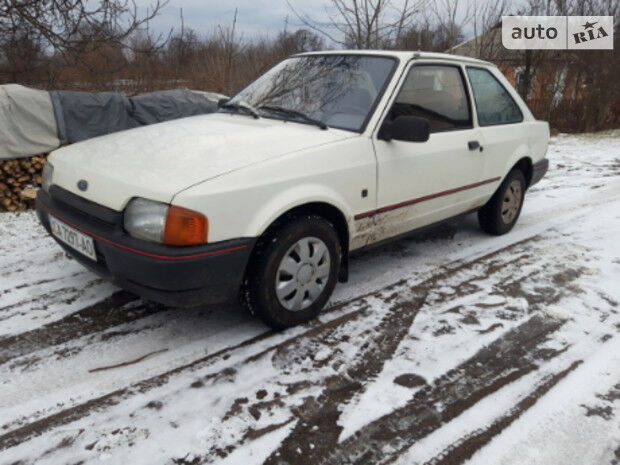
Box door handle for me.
[468,140,484,152]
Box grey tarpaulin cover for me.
[0,84,60,159]
[50,89,221,144]
[1,85,224,159]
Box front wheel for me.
[478,169,526,236]
[246,215,341,329]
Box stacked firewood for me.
[0,155,48,212]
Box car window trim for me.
[377,61,475,138]
[465,65,525,127]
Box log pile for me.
[0,155,48,212]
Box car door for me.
[369,62,487,242]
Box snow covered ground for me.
[0,131,618,465]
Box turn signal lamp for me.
[164,205,209,246]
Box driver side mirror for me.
[217,98,229,108]
[378,116,430,143]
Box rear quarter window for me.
[466,67,523,126]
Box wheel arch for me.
[246,200,351,285]
[508,156,534,188]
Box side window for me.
[388,65,472,133]
[466,68,523,126]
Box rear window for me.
[466,67,523,126]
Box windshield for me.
[226,55,397,132]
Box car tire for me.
[246,215,341,329]
[478,169,526,236]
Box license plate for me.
[49,215,97,261]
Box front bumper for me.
[36,187,255,307]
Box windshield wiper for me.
[258,105,328,130]
[220,100,260,119]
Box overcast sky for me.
[135,0,498,43]
[137,0,329,39]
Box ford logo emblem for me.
[77,180,88,191]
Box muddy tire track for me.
[220,237,576,464]
[0,293,375,440]
[0,328,268,450]
[255,239,567,464]
[420,360,583,465]
[0,292,154,366]
[0,274,105,315]
[317,316,566,465]
[0,238,539,452]
[0,234,587,458]
[260,297,427,465]
[0,300,377,451]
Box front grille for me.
[49,185,121,227]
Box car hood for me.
[49,113,354,211]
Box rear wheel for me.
[246,215,341,329]
[478,169,526,236]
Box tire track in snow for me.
[0,204,599,458]
[1,180,616,371]
[0,276,104,317]
[0,292,147,366]
[1,194,613,459]
[252,236,590,464]
[316,316,567,465]
[0,236,544,452]
[0,215,607,462]
[419,360,584,465]
[188,235,577,463]
[0,302,372,451]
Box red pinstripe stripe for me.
[354,210,377,220]
[40,203,247,261]
[354,177,501,221]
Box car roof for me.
[295,49,493,66]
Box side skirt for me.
[351,208,480,257]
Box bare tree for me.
[0,15,43,82]
[394,15,434,50]
[125,27,166,92]
[469,0,508,60]
[219,8,243,95]
[286,0,427,49]
[0,0,167,52]
[276,28,325,56]
[429,0,471,50]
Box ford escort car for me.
[37,51,549,329]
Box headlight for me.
[42,162,53,193]
[124,198,169,243]
[124,198,208,246]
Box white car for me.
[37,51,549,328]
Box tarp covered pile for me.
[0,84,224,159]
